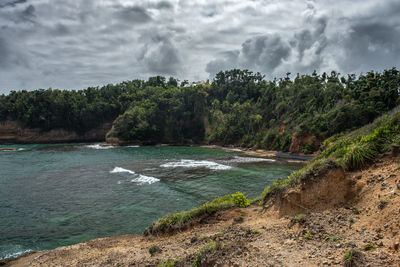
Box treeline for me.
[0,68,399,151]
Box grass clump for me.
[327,234,341,242]
[145,193,251,235]
[157,258,180,267]
[292,213,306,222]
[364,243,376,251]
[344,248,362,267]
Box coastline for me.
[2,154,399,266]
[200,144,314,161]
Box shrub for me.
[232,192,250,208]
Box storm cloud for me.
[0,0,399,93]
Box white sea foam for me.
[3,249,33,260]
[160,159,232,170]
[111,167,159,185]
[110,167,135,175]
[223,148,243,152]
[0,148,24,152]
[131,174,160,185]
[229,156,276,163]
[85,144,115,150]
[126,145,140,148]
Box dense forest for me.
[0,68,399,152]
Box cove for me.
[0,144,303,259]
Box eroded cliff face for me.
[289,132,321,153]
[0,120,112,143]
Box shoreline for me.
[0,142,314,161]
[200,144,314,161]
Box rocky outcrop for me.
[0,120,112,143]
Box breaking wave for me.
[110,167,159,185]
[160,159,232,170]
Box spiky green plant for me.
[341,141,377,170]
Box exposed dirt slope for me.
[3,155,400,267]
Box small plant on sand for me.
[344,248,361,267]
[327,234,341,242]
[305,230,312,239]
[364,243,376,251]
[292,213,306,222]
[198,234,206,241]
[149,245,161,256]
[353,208,361,215]
[158,258,180,267]
[232,192,250,208]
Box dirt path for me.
[3,156,400,266]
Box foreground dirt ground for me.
[2,155,400,267]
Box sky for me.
[0,0,399,93]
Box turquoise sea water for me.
[0,144,303,259]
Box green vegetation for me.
[142,104,400,238]
[258,107,400,203]
[231,192,250,208]
[305,230,312,239]
[1,69,398,150]
[364,243,376,251]
[327,234,341,242]
[144,193,250,235]
[353,208,361,215]
[291,213,306,223]
[157,259,181,267]
[192,242,220,267]
[344,248,361,267]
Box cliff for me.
[0,120,112,144]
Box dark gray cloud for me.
[0,0,399,93]
[115,6,152,24]
[0,0,26,8]
[337,21,400,73]
[139,33,182,75]
[154,1,173,10]
[20,4,35,22]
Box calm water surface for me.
[0,144,303,259]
